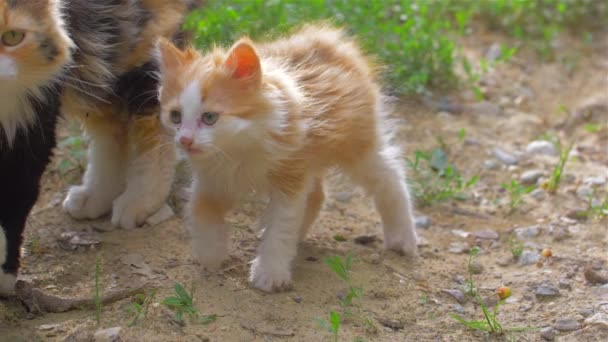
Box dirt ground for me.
[1,26,607,342]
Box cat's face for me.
[156,38,277,160]
[0,0,72,87]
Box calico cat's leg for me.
[0,222,18,296]
[298,177,325,241]
[63,112,128,220]
[189,190,233,269]
[111,115,176,229]
[250,177,309,292]
[346,144,418,257]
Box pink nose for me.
[179,136,193,148]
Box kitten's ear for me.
[156,38,194,72]
[224,39,261,81]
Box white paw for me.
[249,257,292,292]
[63,185,114,220]
[111,192,165,230]
[0,271,16,297]
[384,232,418,257]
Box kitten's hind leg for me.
[298,177,325,242]
[346,144,418,257]
[63,109,128,220]
[111,115,176,229]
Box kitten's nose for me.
[179,136,193,148]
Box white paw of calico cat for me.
[111,191,166,230]
[249,257,292,292]
[63,185,115,220]
[384,227,418,257]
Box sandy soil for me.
[1,27,607,342]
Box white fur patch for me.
[0,56,17,79]
[179,80,202,119]
[0,224,16,296]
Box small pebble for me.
[473,229,499,240]
[334,192,354,203]
[540,326,555,341]
[469,261,484,274]
[558,278,571,290]
[530,188,546,200]
[415,215,431,229]
[93,327,121,342]
[494,147,519,165]
[584,312,608,329]
[448,242,469,254]
[535,284,560,299]
[584,267,608,284]
[515,225,541,239]
[484,159,500,170]
[442,289,466,304]
[378,318,404,331]
[576,186,594,200]
[554,318,581,332]
[583,176,607,186]
[526,140,558,156]
[453,304,466,314]
[519,250,541,266]
[579,308,595,318]
[520,170,544,184]
[471,101,503,116]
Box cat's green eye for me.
[1,30,26,47]
[169,110,181,124]
[201,112,219,126]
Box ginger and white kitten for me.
[156,25,418,292]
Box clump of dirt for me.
[1,27,607,342]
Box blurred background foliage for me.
[185,0,607,95]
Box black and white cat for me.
[0,0,199,296]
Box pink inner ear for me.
[226,43,260,79]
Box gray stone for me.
[485,43,503,61]
[415,215,431,229]
[520,170,544,184]
[540,326,555,341]
[471,101,503,116]
[519,250,541,266]
[448,242,469,254]
[515,225,541,239]
[584,176,607,186]
[535,284,560,299]
[526,140,558,156]
[442,289,466,304]
[469,261,484,274]
[530,188,546,200]
[577,186,594,200]
[93,327,122,342]
[494,147,518,165]
[559,278,571,290]
[554,318,581,332]
[584,312,608,329]
[453,304,467,314]
[579,308,595,317]
[484,159,500,170]
[335,192,354,203]
[473,229,499,240]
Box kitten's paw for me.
[191,237,229,270]
[249,257,292,292]
[63,185,114,220]
[384,230,418,258]
[111,193,164,230]
[0,270,16,297]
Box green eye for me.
[1,30,26,47]
[201,112,219,126]
[169,110,181,124]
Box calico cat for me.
[156,24,418,292]
[0,0,199,296]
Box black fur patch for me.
[114,62,160,115]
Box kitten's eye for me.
[1,30,26,47]
[169,110,182,124]
[201,112,220,126]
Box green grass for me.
[542,140,573,194]
[508,235,524,259]
[162,283,216,325]
[184,0,605,96]
[316,252,375,340]
[407,146,479,206]
[128,290,157,327]
[501,180,535,214]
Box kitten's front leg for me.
[111,116,175,229]
[250,188,307,292]
[189,192,232,269]
[63,115,127,220]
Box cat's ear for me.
[224,39,261,81]
[156,38,194,72]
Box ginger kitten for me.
[156,25,418,292]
